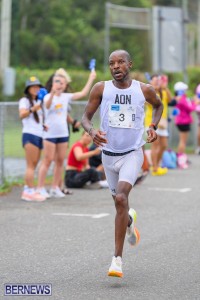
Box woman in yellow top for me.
[145,74,172,176]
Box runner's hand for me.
[90,129,107,147]
[146,128,157,143]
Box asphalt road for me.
[0,155,200,300]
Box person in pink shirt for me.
[174,82,196,168]
[193,84,200,154]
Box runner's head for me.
[109,50,132,82]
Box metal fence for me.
[0,101,198,186]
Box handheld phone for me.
[89,58,96,71]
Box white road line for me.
[52,213,110,219]
[148,187,191,193]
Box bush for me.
[1,66,200,101]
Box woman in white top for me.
[19,77,46,202]
[37,69,96,198]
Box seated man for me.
[65,131,103,188]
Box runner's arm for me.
[81,82,107,146]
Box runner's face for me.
[109,52,132,81]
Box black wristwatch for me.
[149,123,157,130]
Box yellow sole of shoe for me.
[108,271,123,278]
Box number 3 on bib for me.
[109,104,136,128]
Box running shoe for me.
[127,208,140,246]
[108,256,123,278]
[37,187,51,198]
[98,180,109,188]
[49,187,65,198]
[21,191,46,202]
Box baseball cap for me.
[174,81,188,92]
[24,76,43,94]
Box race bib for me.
[108,104,136,128]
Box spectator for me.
[37,69,96,198]
[194,84,200,154]
[174,81,196,168]
[19,76,46,201]
[145,74,171,176]
[65,131,104,188]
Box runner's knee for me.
[115,193,128,209]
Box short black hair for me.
[109,49,132,62]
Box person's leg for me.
[107,149,143,277]
[24,143,41,188]
[65,168,99,188]
[177,131,189,153]
[151,137,160,171]
[113,181,132,257]
[37,140,56,188]
[114,149,143,256]
[156,136,168,166]
[52,142,68,188]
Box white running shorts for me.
[102,147,144,196]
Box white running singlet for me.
[100,80,146,152]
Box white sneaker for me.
[98,180,109,188]
[37,187,50,198]
[127,208,140,246]
[108,256,123,277]
[49,187,65,198]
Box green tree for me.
[11,0,153,70]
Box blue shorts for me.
[45,137,69,144]
[22,133,43,149]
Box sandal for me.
[62,188,73,195]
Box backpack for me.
[161,150,177,169]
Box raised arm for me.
[71,70,96,100]
[81,81,107,146]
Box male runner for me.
[81,49,163,277]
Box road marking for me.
[148,187,191,193]
[52,213,110,219]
